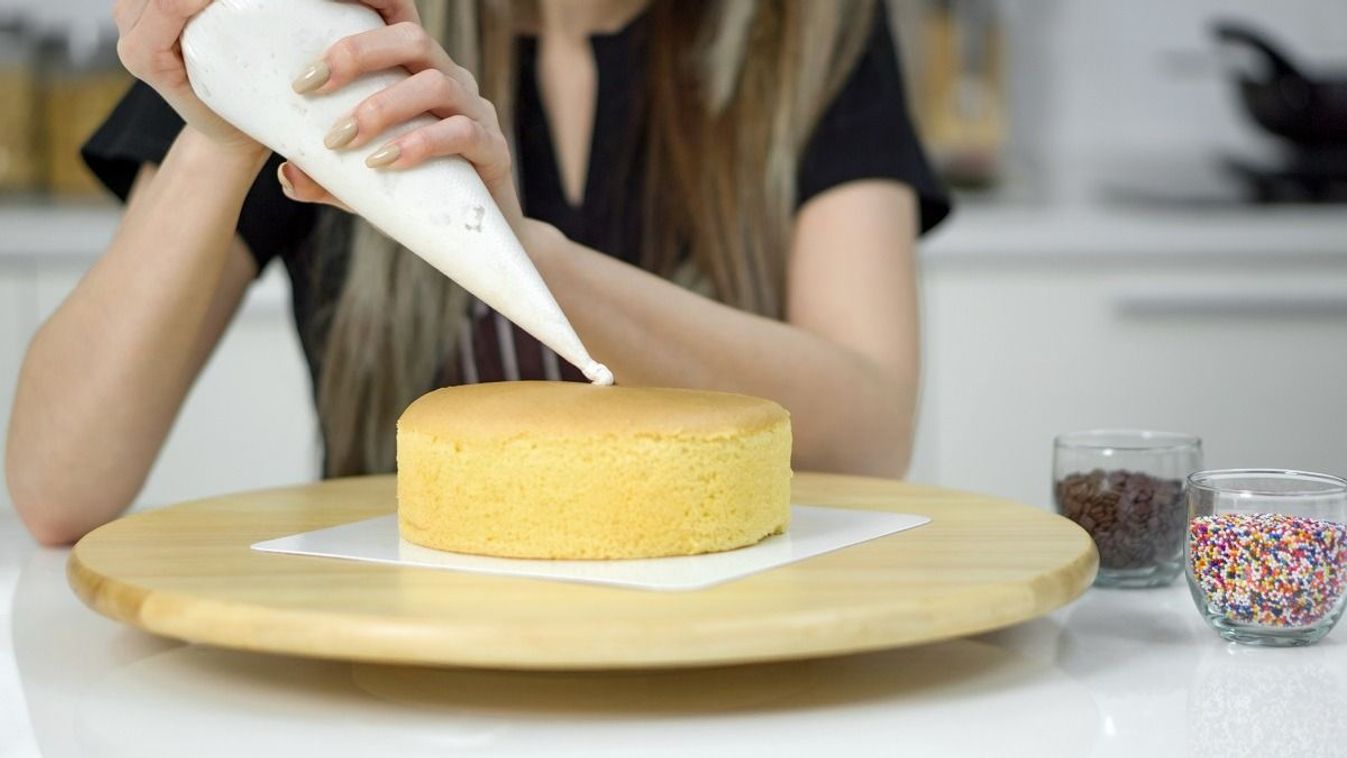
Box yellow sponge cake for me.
[396,382,792,559]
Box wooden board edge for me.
[65,535,1099,671]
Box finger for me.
[358,0,421,25]
[327,69,493,150]
[113,0,149,36]
[366,115,510,182]
[295,22,458,95]
[126,0,211,46]
[119,0,211,77]
[278,162,351,212]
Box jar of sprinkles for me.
[1054,430,1202,588]
[1186,470,1347,647]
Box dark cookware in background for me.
[1214,21,1347,203]
[1214,21,1347,146]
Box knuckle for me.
[412,67,445,92]
[404,129,432,158]
[390,21,420,41]
[392,21,431,54]
[454,66,478,95]
[356,96,386,126]
[328,37,359,74]
[434,71,458,101]
[447,116,473,143]
[416,30,437,58]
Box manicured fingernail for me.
[365,143,401,168]
[277,163,295,196]
[324,117,358,149]
[291,61,330,94]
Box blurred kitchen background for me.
[0,0,1345,514]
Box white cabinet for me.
[912,209,1347,509]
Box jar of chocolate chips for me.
[1054,430,1202,588]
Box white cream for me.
[181,0,613,385]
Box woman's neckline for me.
[514,4,649,45]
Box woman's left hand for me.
[277,0,523,232]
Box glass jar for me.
[39,22,131,197]
[0,17,40,193]
[1186,469,1347,647]
[1053,430,1203,588]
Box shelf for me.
[923,204,1347,268]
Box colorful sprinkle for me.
[1188,513,1347,628]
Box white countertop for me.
[0,204,293,317]
[2,508,1344,758]
[921,204,1347,267]
[0,205,123,261]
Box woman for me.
[7,0,948,545]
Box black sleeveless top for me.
[83,7,949,391]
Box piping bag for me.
[181,0,613,385]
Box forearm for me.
[525,223,918,476]
[6,129,267,542]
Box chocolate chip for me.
[1055,469,1187,571]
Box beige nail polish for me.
[366,143,401,168]
[291,61,330,94]
[324,117,358,149]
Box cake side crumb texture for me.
[396,382,792,560]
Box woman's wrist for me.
[172,126,271,177]
[519,218,570,270]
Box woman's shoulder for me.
[797,3,952,234]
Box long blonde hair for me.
[317,0,877,476]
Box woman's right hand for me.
[113,0,264,153]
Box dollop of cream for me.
[584,362,615,386]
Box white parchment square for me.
[252,505,928,591]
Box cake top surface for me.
[399,382,788,438]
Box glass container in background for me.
[39,22,130,198]
[1054,430,1203,588]
[1186,470,1347,647]
[0,16,41,193]
[895,0,1007,190]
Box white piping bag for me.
[181,0,613,385]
